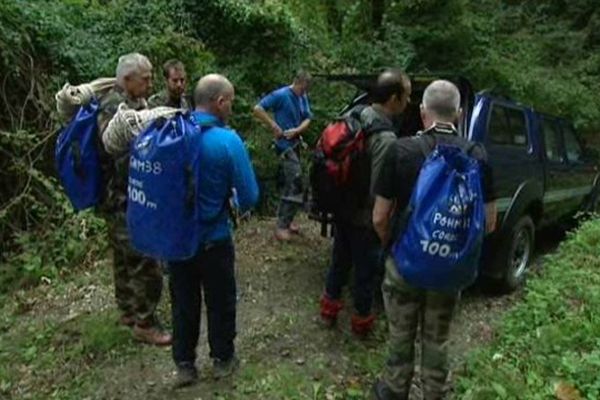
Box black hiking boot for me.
[213,355,240,380]
[373,380,406,400]
[173,364,198,389]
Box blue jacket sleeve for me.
[228,134,259,212]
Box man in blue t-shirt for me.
[253,71,312,241]
[169,74,259,388]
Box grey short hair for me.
[422,80,461,120]
[193,74,233,106]
[293,70,312,85]
[115,53,152,86]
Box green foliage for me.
[184,0,307,92]
[2,0,600,291]
[0,128,107,292]
[455,219,600,399]
[461,0,600,132]
[1,210,107,293]
[0,307,134,399]
[0,0,214,290]
[387,0,474,71]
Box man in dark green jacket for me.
[148,59,190,109]
[319,68,412,336]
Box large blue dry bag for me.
[126,114,200,261]
[392,144,485,292]
[55,98,102,211]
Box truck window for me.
[562,124,583,163]
[541,118,562,162]
[489,104,528,147]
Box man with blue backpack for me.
[371,80,497,400]
[55,53,171,346]
[253,71,312,241]
[95,53,172,346]
[167,74,259,388]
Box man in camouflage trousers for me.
[371,80,497,399]
[148,59,190,109]
[97,53,171,346]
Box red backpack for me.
[310,106,379,215]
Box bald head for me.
[194,74,234,106]
[194,74,235,121]
[421,80,461,122]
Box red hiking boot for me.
[133,321,172,346]
[319,294,343,327]
[351,314,376,337]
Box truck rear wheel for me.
[494,215,535,292]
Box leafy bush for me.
[0,0,215,288]
[2,0,600,291]
[455,219,600,399]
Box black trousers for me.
[169,240,236,367]
[325,222,382,316]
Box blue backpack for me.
[391,137,485,292]
[127,113,208,261]
[55,98,102,211]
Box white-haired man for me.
[98,53,171,346]
[371,80,497,399]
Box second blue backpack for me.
[126,114,200,261]
[391,142,485,292]
[55,98,101,211]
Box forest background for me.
[1,0,599,315]
[1,1,600,399]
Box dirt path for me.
[2,217,561,400]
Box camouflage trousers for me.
[381,257,458,400]
[277,148,303,229]
[105,213,164,323]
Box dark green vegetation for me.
[1,0,599,287]
[456,219,600,400]
[0,0,599,398]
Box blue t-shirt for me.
[258,86,312,152]
[188,111,259,245]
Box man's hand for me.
[485,201,497,234]
[253,105,283,139]
[283,128,298,139]
[271,122,283,138]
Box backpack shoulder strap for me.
[347,105,395,138]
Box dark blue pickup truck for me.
[325,74,599,291]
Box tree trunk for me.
[372,0,385,39]
[325,0,342,35]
